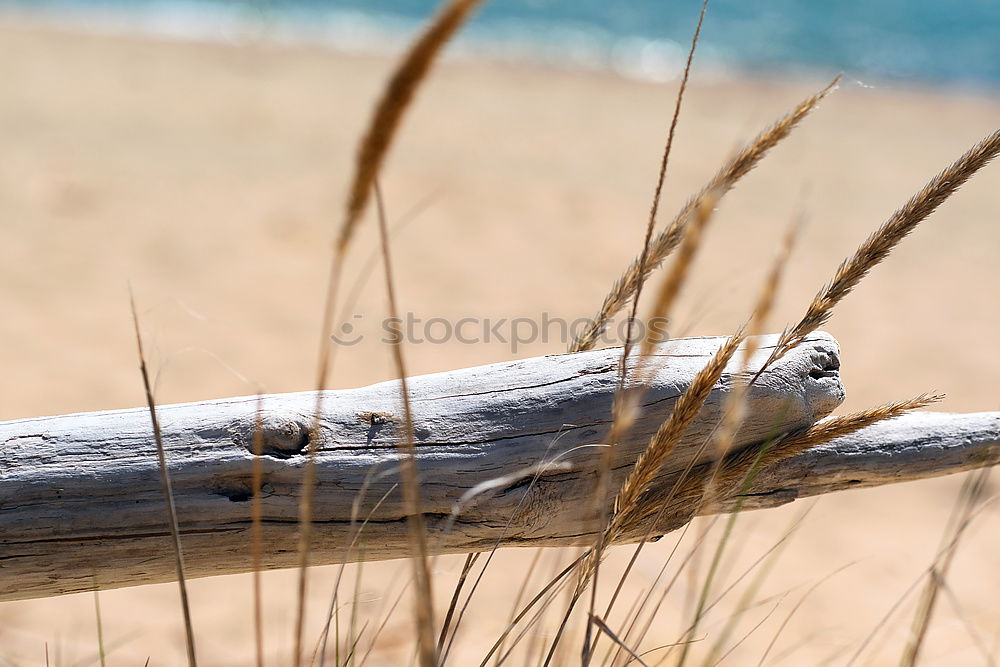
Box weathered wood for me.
[0,333,843,601]
[4,333,999,604]
[720,411,1000,512]
[585,413,1000,546]
[5,335,999,605]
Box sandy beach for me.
[1,17,999,665]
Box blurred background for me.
[1,1,999,665]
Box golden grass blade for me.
[477,554,587,667]
[588,614,651,667]
[596,587,647,667]
[758,394,942,470]
[347,557,366,667]
[662,215,801,595]
[845,495,1000,666]
[676,213,802,535]
[372,181,438,667]
[587,188,719,667]
[495,572,578,667]
[709,596,785,666]
[610,329,747,540]
[717,212,801,423]
[590,4,710,654]
[601,524,697,666]
[639,191,721,359]
[493,549,544,667]
[342,620,369,667]
[591,218,797,660]
[128,289,198,667]
[440,436,588,665]
[620,0,710,362]
[92,589,106,667]
[359,574,413,667]
[769,128,1000,365]
[632,396,942,664]
[937,581,998,666]
[316,462,401,663]
[336,190,442,329]
[296,3,484,663]
[337,0,484,254]
[541,576,588,667]
[900,467,991,667]
[697,394,944,512]
[625,529,703,663]
[586,188,718,665]
[756,562,856,667]
[701,506,809,666]
[296,264,348,667]
[673,508,746,667]
[544,326,744,666]
[316,482,399,667]
[437,553,480,656]
[570,76,840,353]
[250,395,266,667]
[669,509,813,667]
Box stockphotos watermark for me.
[330,313,670,353]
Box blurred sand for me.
[1,18,999,666]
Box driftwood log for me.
[1,332,997,602]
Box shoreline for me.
[4,6,1000,97]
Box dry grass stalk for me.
[768,128,1000,365]
[640,219,801,664]
[759,393,943,468]
[92,589,106,667]
[295,3,484,662]
[437,553,479,656]
[337,0,485,254]
[617,394,943,545]
[609,329,747,542]
[702,393,943,508]
[582,216,796,661]
[477,555,587,666]
[128,291,198,667]
[558,333,751,662]
[638,191,720,358]
[721,218,800,433]
[620,0,710,363]
[588,613,651,667]
[604,218,800,659]
[315,475,400,665]
[491,549,543,667]
[901,467,991,666]
[373,181,438,667]
[757,562,856,667]
[671,509,814,667]
[588,5,709,654]
[599,524,698,665]
[578,192,721,651]
[250,395,266,667]
[697,215,802,494]
[569,76,840,353]
[500,560,585,667]
[586,190,719,584]
[700,507,811,666]
[360,577,412,667]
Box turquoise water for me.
[5,0,1000,87]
